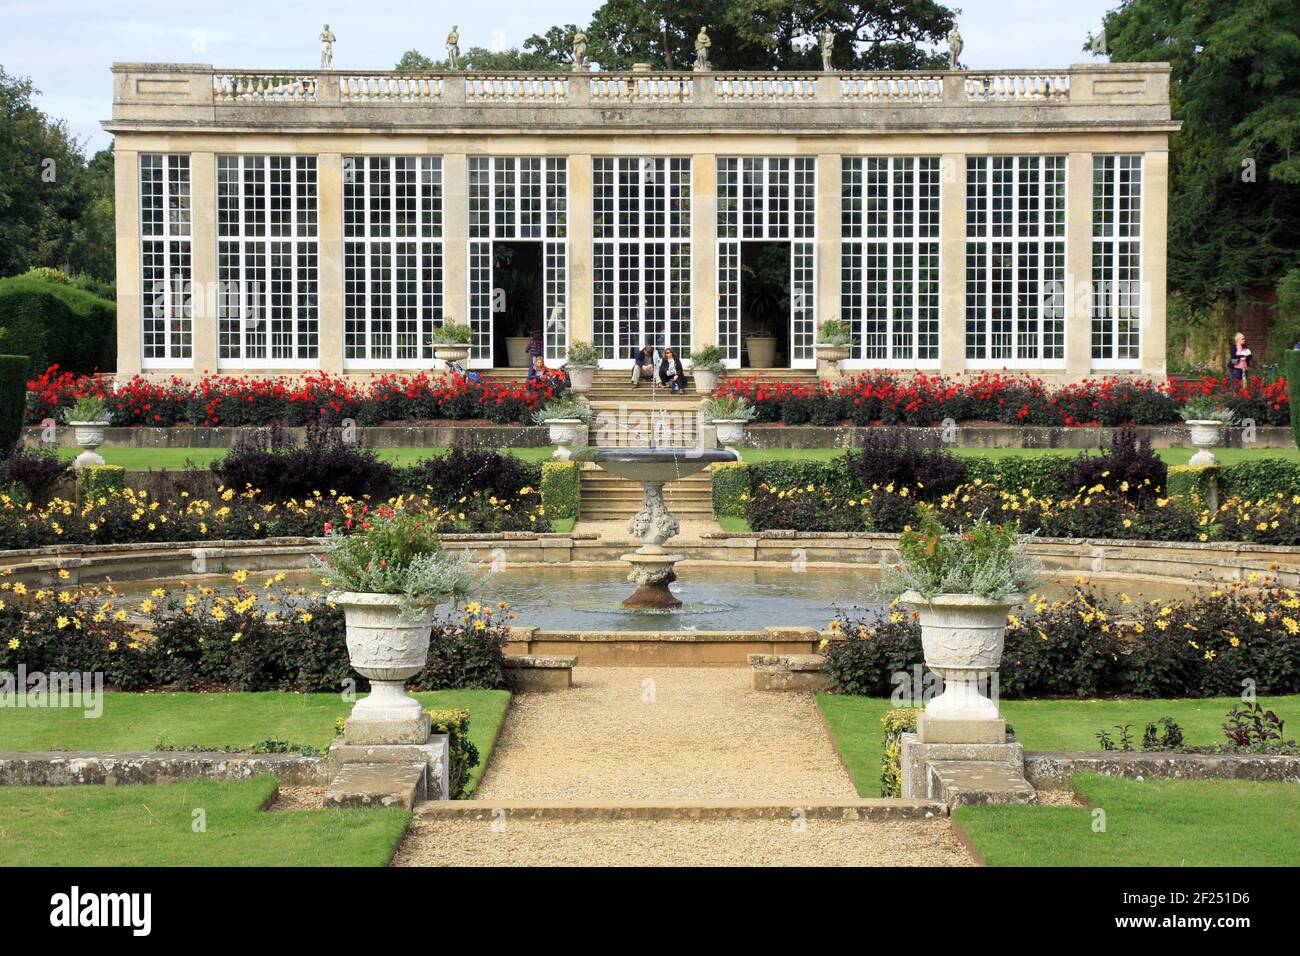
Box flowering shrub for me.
[0,571,512,694]
[0,483,549,550]
[823,578,1300,699]
[26,366,567,428]
[711,371,1289,428]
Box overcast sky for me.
[1,0,1121,153]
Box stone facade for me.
[106,63,1175,379]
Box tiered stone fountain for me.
[586,448,737,609]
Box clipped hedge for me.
[711,461,750,518]
[427,708,480,800]
[1286,350,1300,449]
[0,354,28,455]
[880,708,920,798]
[540,460,580,521]
[1166,464,1218,505]
[1219,458,1300,501]
[963,453,1067,498]
[79,464,126,504]
[0,275,115,375]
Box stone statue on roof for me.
[694,27,712,72]
[447,25,461,71]
[319,24,336,70]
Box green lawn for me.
[817,693,1300,798]
[954,773,1300,866]
[0,688,511,798]
[0,776,409,866]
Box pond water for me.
[95,563,1197,633]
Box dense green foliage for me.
[1098,0,1300,363]
[540,460,580,521]
[0,68,114,285]
[0,354,27,454]
[0,273,115,374]
[397,1,955,72]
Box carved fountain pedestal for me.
[585,448,738,609]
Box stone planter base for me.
[900,732,1036,806]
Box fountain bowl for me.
[580,447,738,483]
[580,447,739,610]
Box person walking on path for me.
[1229,332,1252,385]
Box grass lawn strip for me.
[953,773,1300,866]
[815,693,1300,797]
[0,776,409,866]
[0,689,511,798]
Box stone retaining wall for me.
[0,750,326,787]
[3,532,1298,589]
[22,423,1292,450]
[1024,751,1300,789]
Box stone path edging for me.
[417,798,944,821]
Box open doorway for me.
[740,241,791,368]
[492,241,543,368]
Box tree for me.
[583,0,955,71]
[0,66,115,285]
[397,2,955,73]
[1095,0,1300,322]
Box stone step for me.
[324,762,427,809]
[926,760,1039,808]
[415,798,946,821]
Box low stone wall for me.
[0,750,326,787]
[740,424,1293,450]
[22,422,1293,451]
[22,424,548,449]
[1024,751,1300,789]
[3,532,1299,590]
[505,626,822,666]
[698,531,1300,588]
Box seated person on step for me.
[630,342,658,386]
[659,347,687,393]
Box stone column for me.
[442,152,469,327]
[816,153,841,341]
[691,153,717,351]
[1064,151,1094,380]
[317,153,344,372]
[567,153,594,349]
[114,148,141,377]
[938,152,966,375]
[1142,149,1169,378]
[189,152,217,373]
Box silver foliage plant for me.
[879,510,1042,601]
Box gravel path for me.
[394,817,971,867]
[474,666,857,802]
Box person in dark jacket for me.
[1229,332,1252,385]
[631,343,658,386]
[659,347,687,392]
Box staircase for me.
[578,462,715,521]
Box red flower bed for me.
[711,371,1289,428]
[25,366,567,428]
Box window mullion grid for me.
[363,157,373,362]
[912,160,920,361]
[885,158,894,362]
[983,161,993,362]
[390,156,399,361]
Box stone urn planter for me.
[332,591,443,724]
[711,419,747,458]
[814,343,850,379]
[1186,420,1227,467]
[545,418,587,460]
[567,365,596,396]
[433,343,471,366]
[69,420,110,470]
[506,336,531,368]
[899,591,1023,721]
[745,335,776,368]
[693,368,719,394]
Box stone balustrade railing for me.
[112,63,1172,131]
